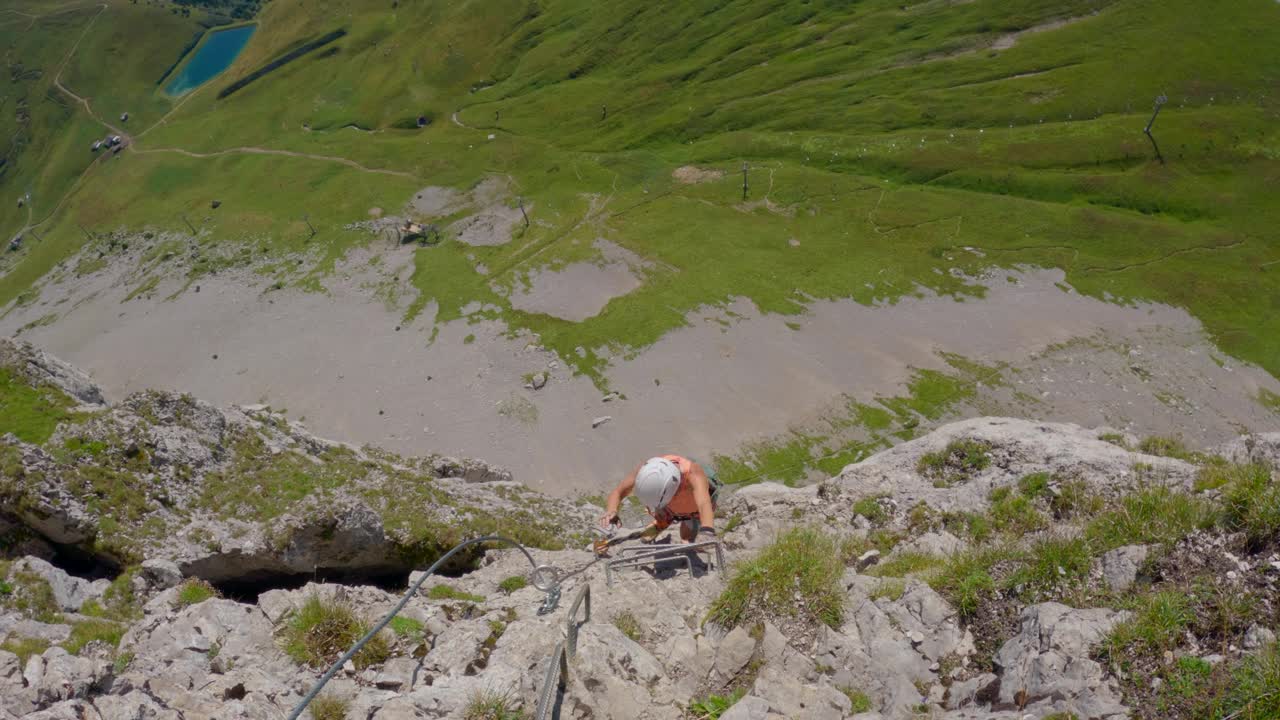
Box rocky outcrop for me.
[0,339,591,585]
[3,342,1278,720]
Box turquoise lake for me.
[165,24,256,96]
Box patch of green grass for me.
[869,579,906,602]
[1258,389,1280,414]
[281,595,390,670]
[1219,463,1280,550]
[865,552,942,579]
[0,635,50,663]
[309,694,351,720]
[1213,640,1280,720]
[723,514,743,534]
[1049,479,1105,519]
[929,548,1007,618]
[1006,535,1092,599]
[388,615,425,641]
[1085,485,1215,552]
[1017,472,1054,499]
[1098,433,1131,450]
[613,611,642,642]
[852,494,890,526]
[689,689,746,720]
[840,687,874,714]
[1137,436,1196,462]
[62,619,126,655]
[708,527,846,630]
[918,438,992,487]
[497,576,528,594]
[175,578,219,607]
[1102,590,1194,661]
[426,584,485,603]
[989,491,1047,535]
[1,569,63,624]
[462,688,527,720]
[0,368,80,445]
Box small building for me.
[110,135,122,146]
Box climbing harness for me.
[285,535,561,720]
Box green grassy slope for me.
[1,0,1277,385]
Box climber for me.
[599,455,721,544]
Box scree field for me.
[1,0,1278,487]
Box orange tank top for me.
[661,454,700,517]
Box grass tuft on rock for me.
[0,635,50,662]
[689,689,745,720]
[62,618,126,655]
[1219,463,1280,550]
[497,576,527,594]
[918,438,992,487]
[708,527,845,630]
[0,368,80,444]
[282,595,390,670]
[1102,590,1194,662]
[1085,486,1215,552]
[839,687,874,713]
[309,694,350,720]
[613,611,642,643]
[426,584,485,603]
[462,688,526,720]
[175,578,219,607]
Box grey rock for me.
[713,626,757,681]
[720,695,771,720]
[592,415,612,428]
[25,700,103,720]
[1244,623,1277,651]
[856,550,881,570]
[899,531,965,557]
[375,656,418,689]
[946,673,996,709]
[994,602,1129,718]
[34,646,109,705]
[1097,544,1151,591]
[1215,433,1280,467]
[139,559,182,591]
[92,691,178,720]
[10,557,109,612]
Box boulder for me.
[1096,545,1151,591]
[138,559,182,591]
[712,626,757,682]
[993,603,1129,718]
[721,695,771,720]
[10,557,109,613]
[1215,432,1280,467]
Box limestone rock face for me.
[7,341,1278,720]
[0,337,592,586]
[993,603,1130,719]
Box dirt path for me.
[14,3,108,239]
[132,146,419,180]
[16,4,418,241]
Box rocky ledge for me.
[2,339,1279,720]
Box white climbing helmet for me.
[634,457,682,511]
